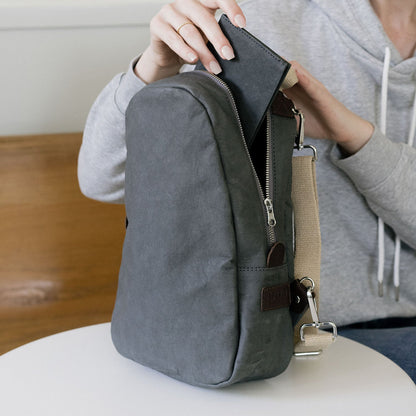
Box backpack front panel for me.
[111,72,297,388]
[111,85,240,386]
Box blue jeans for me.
[339,317,416,384]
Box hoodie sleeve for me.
[331,126,416,249]
[77,57,146,204]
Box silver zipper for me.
[204,72,277,247]
[264,110,276,244]
[264,198,276,226]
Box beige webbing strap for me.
[280,67,298,91]
[291,155,335,355]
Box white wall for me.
[0,0,167,136]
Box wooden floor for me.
[0,133,126,354]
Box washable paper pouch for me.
[195,14,291,148]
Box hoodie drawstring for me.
[377,46,390,298]
[378,46,416,301]
[408,84,416,148]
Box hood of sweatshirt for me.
[312,0,416,300]
[311,0,416,105]
[242,0,416,311]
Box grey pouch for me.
[111,70,298,388]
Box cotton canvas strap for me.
[280,66,298,91]
[291,155,335,354]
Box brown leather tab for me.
[290,279,310,314]
[261,283,291,311]
[266,242,285,268]
[271,92,295,118]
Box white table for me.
[0,323,415,416]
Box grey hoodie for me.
[78,0,416,326]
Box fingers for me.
[289,61,312,90]
[152,0,246,74]
[177,20,226,74]
[200,0,246,28]
[176,2,235,66]
[289,60,329,102]
[150,10,199,64]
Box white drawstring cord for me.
[378,46,390,297]
[394,86,416,301]
[377,219,385,297]
[408,88,416,148]
[393,236,401,301]
[380,46,390,134]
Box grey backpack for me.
[111,70,304,388]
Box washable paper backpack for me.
[110,67,337,388]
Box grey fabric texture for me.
[111,71,297,387]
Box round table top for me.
[1,323,415,415]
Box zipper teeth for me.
[205,72,276,246]
[206,73,265,202]
[265,111,276,245]
[265,111,272,200]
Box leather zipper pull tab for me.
[267,242,285,268]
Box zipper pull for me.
[264,198,276,227]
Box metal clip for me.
[295,277,337,356]
[292,108,304,150]
[292,108,318,161]
[299,321,338,343]
[305,279,320,324]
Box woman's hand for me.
[135,0,246,84]
[284,61,374,155]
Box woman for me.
[78,0,416,381]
